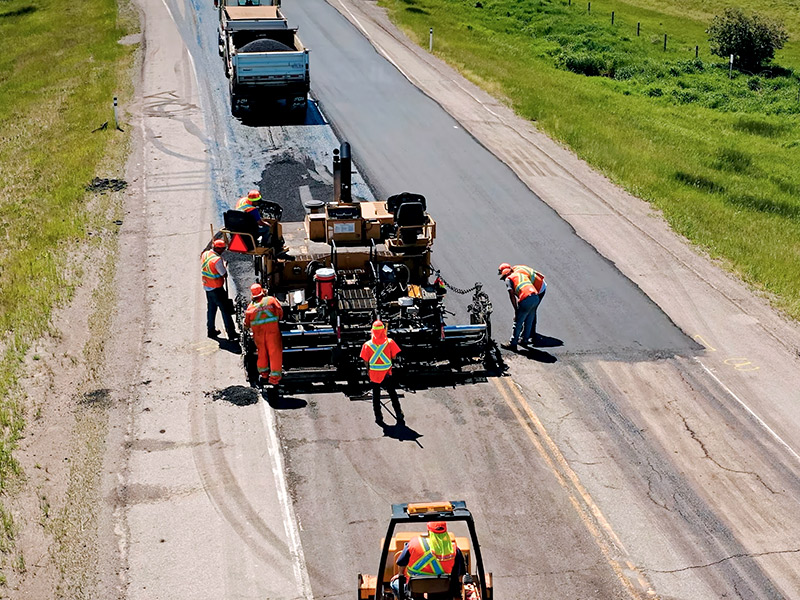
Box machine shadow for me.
[263,392,308,410]
[238,99,326,128]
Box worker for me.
[390,521,467,600]
[244,283,284,387]
[236,189,273,247]
[201,239,238,341]
[498,262,546,351]
[360,320,404,426]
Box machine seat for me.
[395,202,426,244]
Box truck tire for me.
[229,76,240,117]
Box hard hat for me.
[498,263,512,279]
[427,521,447,534]
[372,320,385,330]
[250,283,264,298]
[213,239,227,250]
[248,189,262,200]
[497,262,511,273]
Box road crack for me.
[645,548,800,573]
[681,414,777,495]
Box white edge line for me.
[694,357,800,464]
[335,0,410,79]
[158,5,309,597]
[262,399,314,599]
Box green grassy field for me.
[379,0,800,319]
[0,0,135,575]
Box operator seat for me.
[395,202,426,245]
[223,209,257,251]
[407,574,452,599]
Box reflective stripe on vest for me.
[367,341,391,371]
[508,271,534,299]
[236,197,257,213]
[407,537,455,577]
[201,251,222,279]
[250,299,278,325]
[512,266,544,294]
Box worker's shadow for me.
[217,338,243,355]
[516,334,562,363]
[381,421,423,446]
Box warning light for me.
[229,234,249,253]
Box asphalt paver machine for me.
[358,500,493,600]
[218,142,494,387]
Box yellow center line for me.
[492,376,657,599]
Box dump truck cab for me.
[359,501,493,600]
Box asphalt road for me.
[115,0,800,597]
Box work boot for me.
[228,331,240,342]
[501,342,517,352]
[208,329,221,339]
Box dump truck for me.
[358,501,493,600]
[217,0,309,115]
[217,142,494,388]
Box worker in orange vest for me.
[244,283,284,387]
[236,189,273,247]
[390,521,467,599]
[360,320,404,426]
[498,262,546,351]
[201,239,238,341]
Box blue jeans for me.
[206,287,236,336]
[511,287,546,346]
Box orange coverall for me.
[244,295,284,384]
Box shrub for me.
[707,8,788,71]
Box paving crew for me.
[360,320,404,426]
[498,262,546,351]
[390,521,467,599]
[244,283,283,387]
[201,239,238,341]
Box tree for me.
[707,8,788,71]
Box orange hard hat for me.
[250,283,264,298]
[372,320,385,331]
[213,239,226,249]
[248,189,262,200]
[427,521,447,534]
[498,262,512,278]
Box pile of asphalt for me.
[240,39,292,52]
[209,385,259,406]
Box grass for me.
[0,0,136,579]
[379,0,800,319]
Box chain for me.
[433,267,480,295]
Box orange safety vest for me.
[366,341,392,372]
[245,296,282,331]
[201,250,225,289]
[406,535,456,578]
[509,266,544,299]
[235,196,258,214]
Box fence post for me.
[611,11,614,24]
[637,22,640,36]
[663,34,667,51]
[113,97,119,130]
[729,54,734,78]
[695,45,698,58]
[587,1,590,13]
[429,27,433,52]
